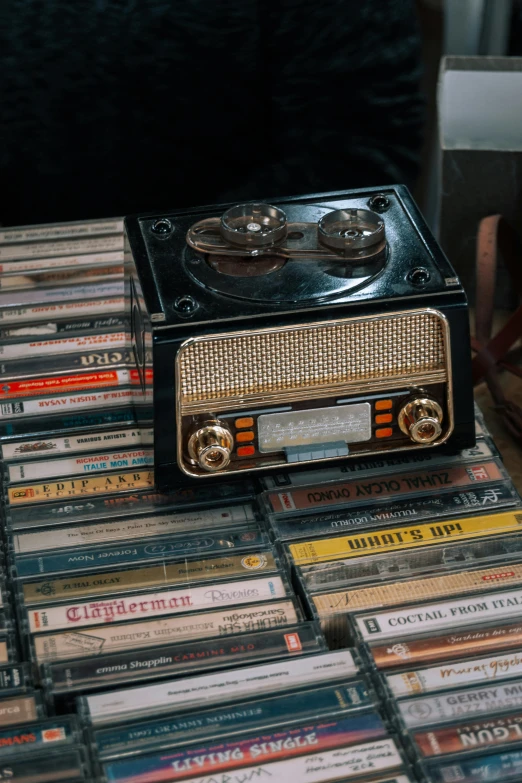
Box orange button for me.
[375,427,393,438]
[375,399,393,411]
[375,413,393,424]
[236,431,254,443]
[235,417,254,429]
[237,445,255,457]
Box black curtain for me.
[0,0,424,225]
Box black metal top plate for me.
[125,185,462,330]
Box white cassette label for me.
[33,601,299,662]
[0,235,124,261]
[0,251,123,275]
[29,577,288,633]
[0,388,143,419]
[0,332,125,360]
[14,504,255,554]
[85,650,358,724]
[2,428,152,462]
[387,651,522,697]
[0,281,124,308]
[0,298,124,325]
[399,682,522,727]
[358,587,522,641]
[0,219,123,244]
[8,448,154,482]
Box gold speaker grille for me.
[178,310,447,407]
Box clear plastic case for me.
[78,648,364,727]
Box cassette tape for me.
[0,634,18,668]
[410,710,522,760]
[91,679,375,762]
[298,533,522,594]
[0,715,81,757]
[419,744,522,783]
[0,331,125,362]
[0,314,125,342]
[382,649,522,701]
[352,586,522,650]
[0,297,124,326]
[43,623,325,710]
[6,445,154,483]
[0,403,137,440]
[284,509,522,568]
[78,649,362,726]
[1,426,153,463]
[264,459,510,521]
[307,558,522,626]
[16,544,278,601]
[0,388,141,429]
[365,618,522,673]
[394,679,522,731]
[0,664,33,697]
[31,598,304,666]
[0,219,123,254]
[260,441,496,491]
[0,347,130,382]
[0,746,90,782]
[10,509,259,555]
[0,368,148,403]
[0,254,122,279]
[0,263,123,291]
[6,488,256,532]
[0,691,44,727]
[272,480,520,543]
[100,739,408,783]
[5,467,155,507]
[24,573,293,637]
[99,709,389,783]
[0,280,124,312]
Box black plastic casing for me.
[125,185,475,490]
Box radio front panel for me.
[175,310,452,478]
[124,186,475,489]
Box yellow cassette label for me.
[289,511,522,565]
[7,471,154,505]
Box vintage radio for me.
[125,186,475,489]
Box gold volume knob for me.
[187,419,234,472]
[398,398,443,444]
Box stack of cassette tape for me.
[7,216,522,783]
[263,405,522,782]
[0,219,416,782]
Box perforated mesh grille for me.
[179,311,446,405]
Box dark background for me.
[0,0,424,225]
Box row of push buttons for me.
[375,399,393,438]
[235,417,255,457]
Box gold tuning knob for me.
[398,398,443,444]
[187,419,234,472]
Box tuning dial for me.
[188,419,234,472]
[398,398,443,444]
